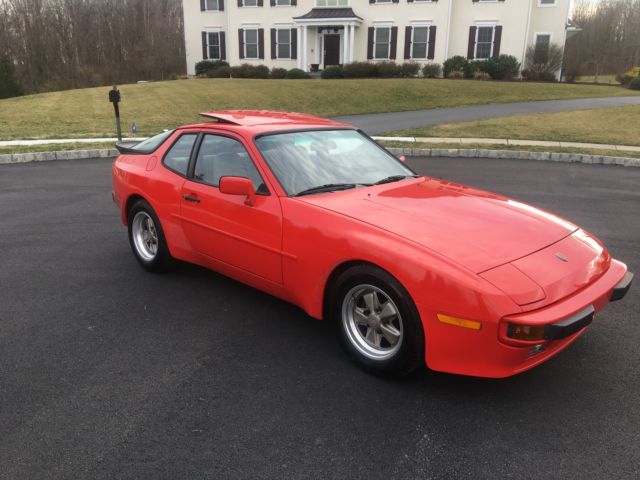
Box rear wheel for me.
[331,265,425,376]
[128,199,172,272]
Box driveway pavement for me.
[333,95,640,134]
[0,156,638,479]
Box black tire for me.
[330,264,425,376]
[127,199,173,272]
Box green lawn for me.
[0,78,638,141]
[388,105,640,147]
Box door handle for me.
[182,193,200,203]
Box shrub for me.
[400,62,421,78]
[231,64,270,78]
[270,67,287,79]
[209,66,231,78]
[422,63,441,78]
[447,70,465,79]
[321,65,343,79]
[342,61,378,78]
[473,71,491,81]
[168,73,179,81]
[0,56,23,99]
[443,56,469,78]
[285,68,311,79]
[466,60,489,79]
[195,60,229,76]
[377,61,401,78]
[485,55,520,80]
[522,43,563,82]
[629,77,640,90]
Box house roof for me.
[293,8,362,21]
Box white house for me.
[183,0,572,74]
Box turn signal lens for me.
[507,323,546,341]
[437,314,482,331]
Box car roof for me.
[176,110,352,135]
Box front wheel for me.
[128,199,172,272]
[331,265,425,376]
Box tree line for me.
[564,0,640,79]
[0,0,185,95]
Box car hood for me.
[298,177,578,273]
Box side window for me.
[163,133,197,176]
[194,134,267,193]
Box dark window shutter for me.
[427,26,436,60]
[407,0,413,3]
[467,26,476,60]
[389,27,398,60]
[200,0,205,11]
[237,0,242,7]
[404,26,412,60]
[392,0,399,3]
[369,0,375,3]
[291,28,297,59]
[202,32,208,60]
[238,29,245,59]
[258,28,265,59]
[271,29,277,59]
[493,26,502,57]
[291,0,297,5]
[270,0,275,5]
[220,31,226,60]
[257,0,263,6]
[219,0,224,11]
[367,27,374,59]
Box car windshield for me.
[130,129,174,152]
[255,129,415,196]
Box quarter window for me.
[475,26,494,59]
[374,27,391,59]
[164,134,197,176]
[194,135,266,192]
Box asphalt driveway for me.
[0,156,638,479]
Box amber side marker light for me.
[507,323,546,342]
[437,314,482,331]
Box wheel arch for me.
[123,193,147,224]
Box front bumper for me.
[423,260,631,378]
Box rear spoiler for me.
[115,140,145,154]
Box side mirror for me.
[219,176,256,206]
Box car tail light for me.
[506,323,546,342]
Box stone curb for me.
[0,148,119,165]
[386,147,640,168]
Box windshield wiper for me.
[294,183,359,197]
[374,175,418,185]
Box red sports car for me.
[112,110,633,377]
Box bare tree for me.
[0,0,186,94]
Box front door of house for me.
[323,34,340,66]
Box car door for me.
[179,132,283,284]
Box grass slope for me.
[389,105,640,147]
[0,78,637,141]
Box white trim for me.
[474,24,496,60]
[409,25,431,60]
[373,25,392,60]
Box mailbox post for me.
[109,85,122,142]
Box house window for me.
[244,28,259,58]
[411,26,429,59]
[276,0,291,4]
[475,26,494,59]
[207,32,221,59]
[374,0,392,3]
[315,0,349,6]
[534,33,551,62]
[277,29,291,59]
[538,0,556,5]
[204,0,221,10]
[243,0,258,6]
[374,27,391,59]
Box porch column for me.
[302,25,308,71]
[349,24,355,63]
[342,24,349,65]
[297,26,303,69]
